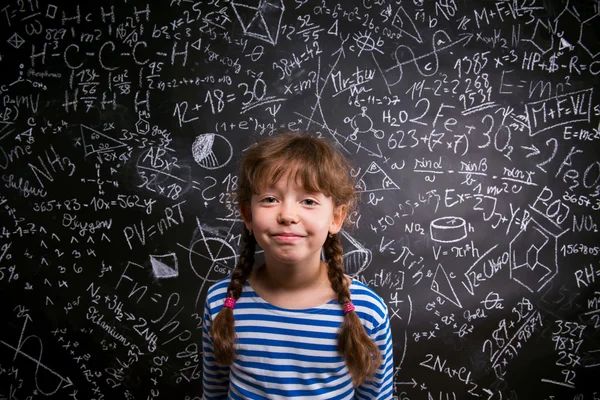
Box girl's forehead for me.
[254,165,320,189]
[255,176,321,193]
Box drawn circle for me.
[188,237,238,282]
[430,216,467,243]
[354,33,377,53]
[351,113,373,133]
[192,133,233,170]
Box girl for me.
[202,132,394,399]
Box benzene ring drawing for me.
[509,217,559,293]
[231,0,285,46]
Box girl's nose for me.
[277,202,299,224]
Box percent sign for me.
[0,242,12,263]
[0,242,18,281]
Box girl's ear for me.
[240,204,252,231]
[329,204,347,234]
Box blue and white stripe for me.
[202,277,394,399]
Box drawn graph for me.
[0,317,73,395]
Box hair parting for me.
[324,234,382,387]
[210,227,256,365]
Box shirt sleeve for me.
[202,299,231,400]
[355,306,395,400]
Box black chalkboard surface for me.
[1,0,600,398]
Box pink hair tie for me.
[224,297,236,309]
[343,302,355,313]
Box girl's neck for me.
[255,258,328,292]
[248,260,337,310]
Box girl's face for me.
[241,175,346,268]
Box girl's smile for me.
[242,175,345,268]
[272,232,305,243]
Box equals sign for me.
[226,94,235,102]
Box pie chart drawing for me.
[192,133,233,170]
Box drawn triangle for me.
[355,162,400,193]
[431,263,462,308]
[248,13,268,35]
[559,37,572,50]
[391,6,423,43]
[328,19,339,36]
[15,127,33,141]
[231,3,262,32]
[80,125,127,157]
[150,253,178,279]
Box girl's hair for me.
[210,132,382,386]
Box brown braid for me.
[211,227,256,364]
[324,233,382,387]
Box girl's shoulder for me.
[205,277,233,308]
[348,277,389,326]
[204,275,389,326]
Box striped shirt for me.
[202,277,394,399]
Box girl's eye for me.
[302,199,318,206]
[261,197,277,203]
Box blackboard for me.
[1,0,600,398]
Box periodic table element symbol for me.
[80,125,127,157]
[231,0,285,46]
[355,162,400,193]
